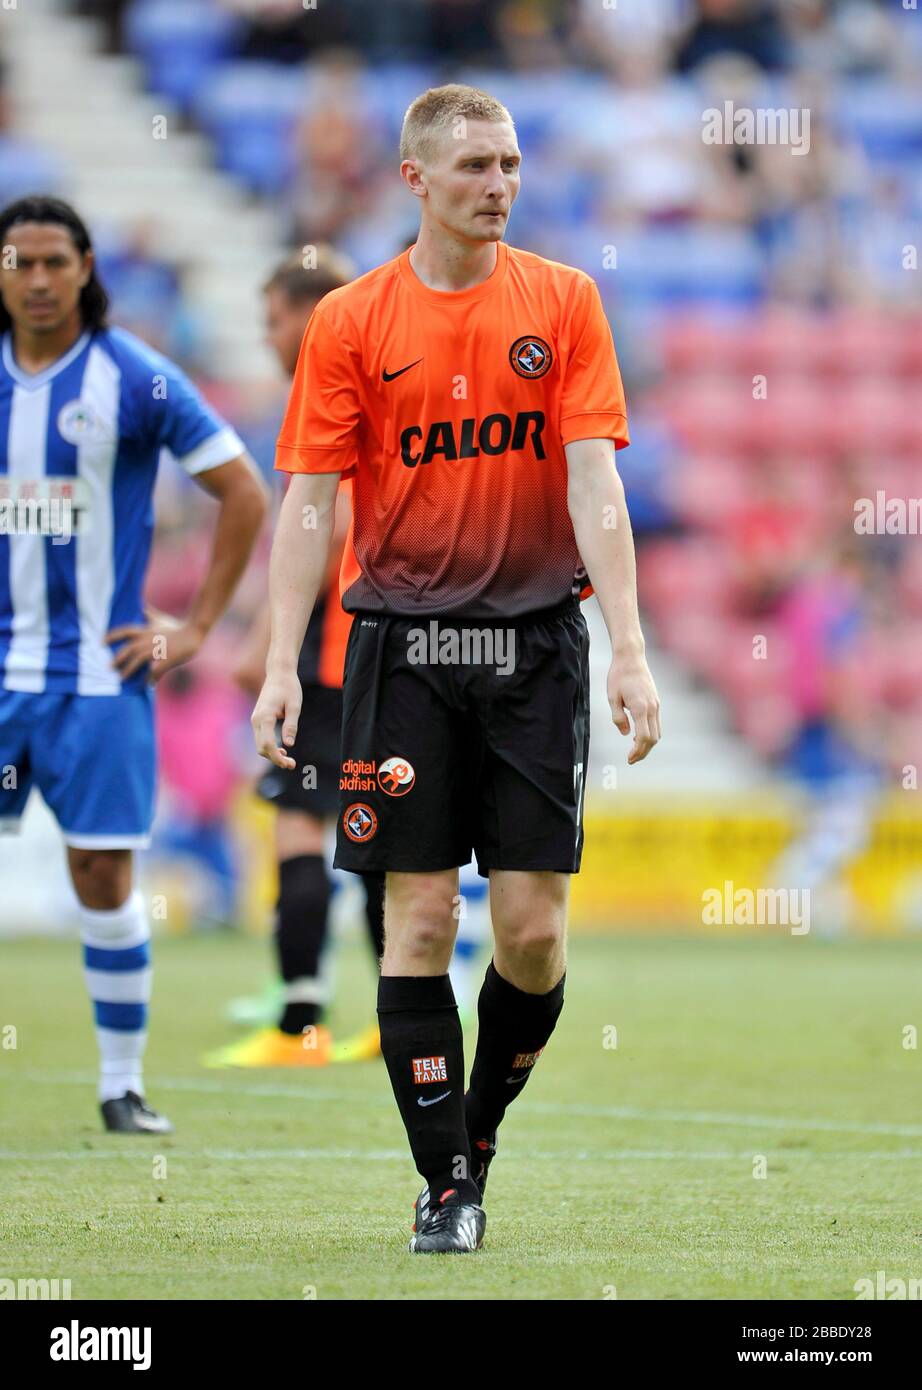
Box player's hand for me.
[105,608,204,684]
[607,651,661,764]
[251,671,302,769]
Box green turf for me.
[1,930,919,1300]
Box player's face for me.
[0,223,92,334]
[416,120,521,244]
[264,287,318,378]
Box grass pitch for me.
[1,929,919,1300]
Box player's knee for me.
[501,918,564,961]
[383,878,457,967]
[69,849,133,912]
[386,873,455,926]
[493,874,567,951]
[494,888,566,960]
[390,915,456,965]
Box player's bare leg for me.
[463,870,569,1195]
[490,869,568,992]
[381,867,458,976]
[377,868,485,1251]
[67,846,171,1135]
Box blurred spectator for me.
[287,50,390,244]
[218,0,349,62]
[675,0,789,74]
[148,659,252,928]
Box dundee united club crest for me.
[343,803,378,842]
[509,335,553,379]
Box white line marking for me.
[8,1070,922,1138]
[521,1100,922,1138]
[0,1148,921,1164]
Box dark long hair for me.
[0,195,110,332]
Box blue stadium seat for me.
[835,79,922,164]
[0,138,65,202]
[124,0,243,109]
[191,63,308,194]
[604,227,765,309]
[361,63,437,140]
[452,68,575,149]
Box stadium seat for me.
[615,227,765,310]
[657,377,762,454]
[124,0,244,110]
[658,314,752,375]
[811,310,904,380]
[0,137,65,202]
[360,63,437,142]
[191,63,309,194]
[835,79,922,164]
[638,539,738,622]
[671,453,751,529]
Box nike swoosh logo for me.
[417,1090,451,1107]
[505,1074,528,1085]
[382,358,422,382]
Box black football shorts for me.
[256,680,343,817]
[333,597,590,877]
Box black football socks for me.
[377,974,480,1204]
[465,961,565,1142]
[275,854,331,1035]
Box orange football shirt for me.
[276,240,629,619]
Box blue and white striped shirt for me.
[0,325,243,695]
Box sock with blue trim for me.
[79,889,152,1103]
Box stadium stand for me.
[2,0,920,929]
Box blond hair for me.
[400,84,515,164]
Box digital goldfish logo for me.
[377,757,416,797]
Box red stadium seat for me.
[810,310,903,380]
[671,454,751,528]
[639,539,738,620]
[658,315,750,375]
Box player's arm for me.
[251,470,341,769]
[109,453,268,682]
[566,437,661,763]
